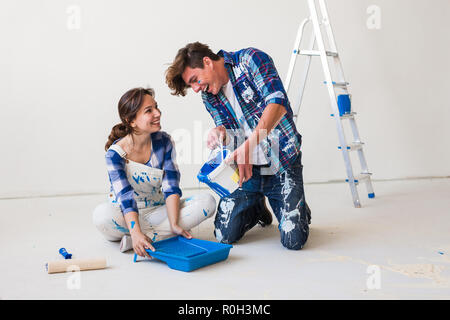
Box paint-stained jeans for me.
[214,152,311,250]
[93,192,216,242]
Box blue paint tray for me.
[133,236,233,272]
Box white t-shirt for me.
[222,80,268,165]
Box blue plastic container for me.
[197,148,239,198]
[133,236,233,272]
[337,94,351,116]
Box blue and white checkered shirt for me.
[105,131,181,216]
[201,48,302,175]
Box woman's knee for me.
[202,193,217,217]
[92,203,123,241]
[93,203,114,227]
[187,192,217,218]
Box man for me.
[166,42,311,250]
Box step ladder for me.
[285,0,375,208]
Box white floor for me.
[1,178,450,300]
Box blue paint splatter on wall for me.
[112,219,129,233]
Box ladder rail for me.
[317,0,349,90]
[285,18,311,92]
[293,29,316,120]
[318,0,345,83]
[318,0,338,53]
[348,117,375,195]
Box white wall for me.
[1,0,449,198]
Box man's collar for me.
[218,50,235,66]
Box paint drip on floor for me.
[385,260,449,286]
[306,252,450,288]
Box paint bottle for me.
[59,248,72,259]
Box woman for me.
[93,87,216,257]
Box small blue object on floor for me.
[59,248,72,259]
[133,236,233,272]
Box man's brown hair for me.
[165,42,220,96]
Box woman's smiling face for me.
[131,94,161,134]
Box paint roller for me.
[46,258,107,274]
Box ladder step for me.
[345,173,372,185]
[324,81,349,87]
[330,112,357,119]
[338,142,364,151]
[296,50,338,57]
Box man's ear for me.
[203,56,212,68]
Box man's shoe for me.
[258,199,273,227]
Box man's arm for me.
[250,103,286,145]
[241,48,291,113]
[226,103,286,186]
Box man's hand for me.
[226,141,253,187]
[207,126,227,150]
[224,104,286,187]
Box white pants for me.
[93,192,216,242]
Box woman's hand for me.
[171,224,193,239]
[124,212,155,257]
[165,194,192,239]
[130,230,155,258]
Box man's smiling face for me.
[181,57,224,95]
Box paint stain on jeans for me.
[280,209,300,233]
[218,198,235,228]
